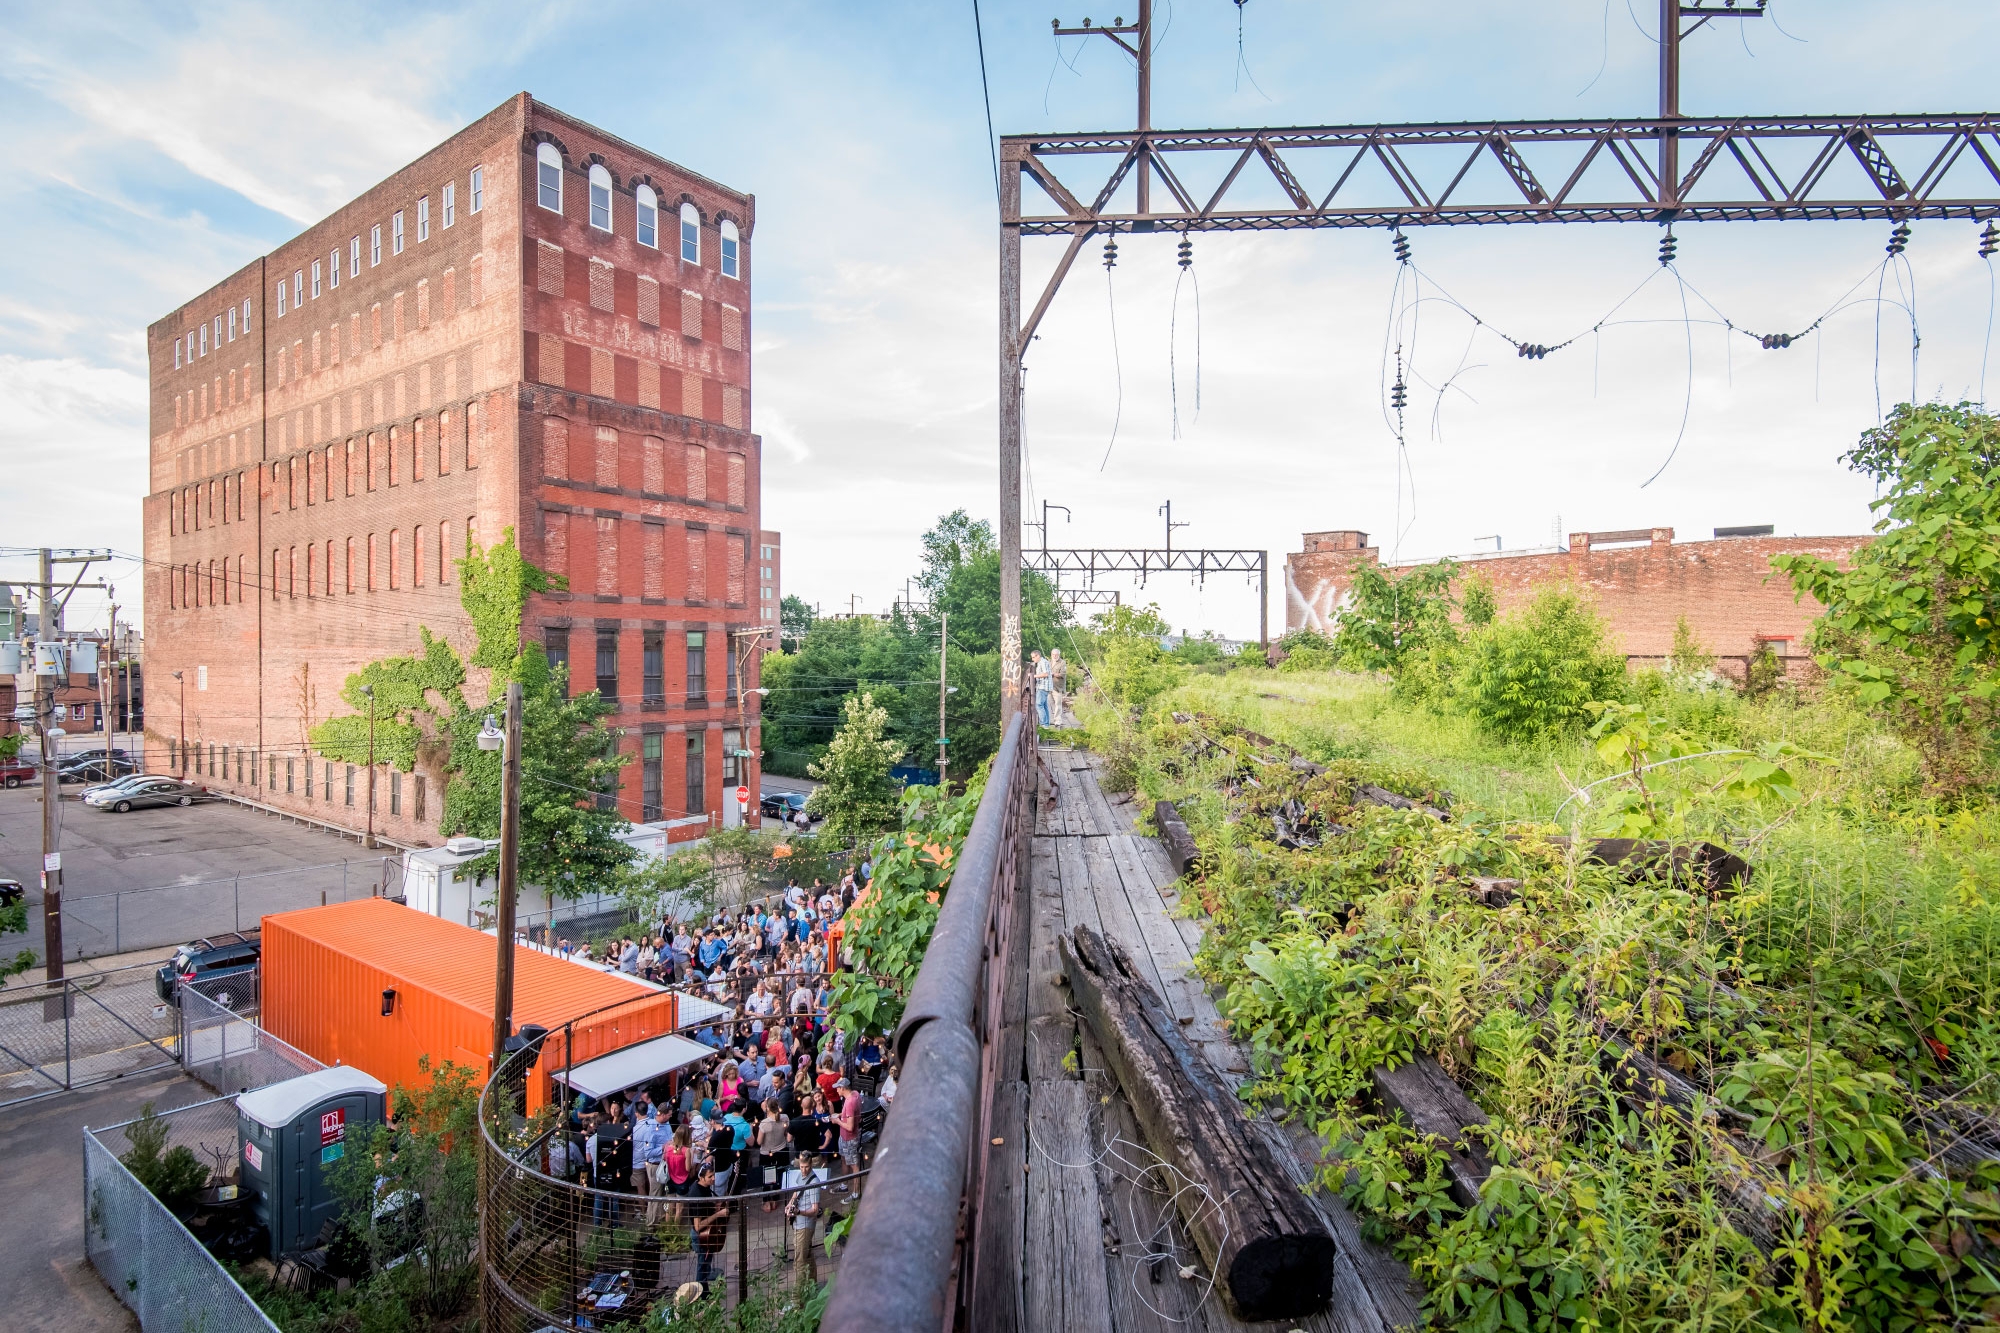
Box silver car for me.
[85,777,209,812]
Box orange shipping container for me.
[262,898,677,1112]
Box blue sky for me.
[4,1,1998,640]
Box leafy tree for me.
[328,1058,481,1319]
[0,733,22,761]
[309,530,633,898]
[806,692,905,846]
[1459,572,1498,629]
[779,594,814,652]
[1774,402,2000,798]
[1330,560,1459,672]
[1455,586,1627,741]
[1668,615,1714,678]
[120,1102,209,1214]
[1089,602,1184,711]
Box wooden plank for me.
[1023,1080,1114,1331]
[1083,836,1169,1003]
[1373,1055,1494,1210]
[971,1079,1029,1333]
[1028,837,1078,1084]
[1057,837,1103,936]
[994,833,1036,1088]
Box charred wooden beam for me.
[1539,835,1752,897]
[1154,800,1201,879]
[1060,925,1336,1321]
[1371,1055,1494,1209]
[1355,784,1451,821]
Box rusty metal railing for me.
[822,701,1038,1333]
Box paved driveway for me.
[0,788,400,963]
[0,1066,212,1332]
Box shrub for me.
[1454,586,1625,741]
[120,1103,210,1214]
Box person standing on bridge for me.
[1048,648,1067,724]
[1031,650,1051,726]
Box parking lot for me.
[0,786,399,964]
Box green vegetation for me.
[805,692,905,846]
[761,510,1068,779]
[1069,409,2000,1330]
[309,530,633,897]
[0,732,22,760]
[119,1103,210,1214]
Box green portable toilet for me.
[236,1066,387,1258]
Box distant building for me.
[1284,525,1870,678]
[758,530,781,627]
[145,94,762,842]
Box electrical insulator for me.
[1980,221,1998,259]
[1392,230,1411,265]
[1516,343,1551,360]
[1102,232,1118,269]
[1759,333,1794,350]
[1177,236,1193,269]
[1887,221,1911,255]
[1390,377,1407,410]
[1658,230,1678,267]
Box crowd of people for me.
[538,865,899,1294]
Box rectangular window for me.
[442,182,455,228]
[215,315,224,349]
[596,628,619,699]
[390,770,402,815]
[681,213,699,264]
[723,727,742,787]
[294,271,303,308]
[392,211,405,254]
[175,337,183,368]
[685,730,706,817]
[328,248,340,290]
[304,759,313,798]
[168,739,177,770]
[417,196,430,242]
[350,236,361,277]
[345,765,355,806]
[414,774,426,821]
[643,630,663,707]
[324,761,333,801]
[242,297,252,333]
[637,197,657,248]
[370,225,382,265]
[276,280,286,316]
[686,630,706,703]
[199,323,208,355]
[228,307,238,341]
[311,259,322,298]
[268,754,277,788]
[722,232,739,279]
[727,646,739,703]
[642,733,662,822]
[545,627,570,685]
[470,166,484,214]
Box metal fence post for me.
[114,892,120,955]
[737,1196,749,1305]
[234,874,241,932]
[64,979,73,1091]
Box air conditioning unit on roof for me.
[445,836,489,856]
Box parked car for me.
[156,931,261,1008]
[0,878,23,910]
[66,747,130,765]
[85,776,210,812]
[78,772,168,802]
[0,759,36,789]
[58,755,137,784]
[760,790,811,821]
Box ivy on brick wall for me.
[309,528,635,897]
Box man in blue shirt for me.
[697,931,726,974]
[633,1103,671,1225]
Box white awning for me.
[673,991,732,1030]
[549,1033,715,1101]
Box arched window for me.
[588,164,613,232]
[537,143,563,213]
[679,201,701,265]
[720,220,740,279]
[636,185,659,249]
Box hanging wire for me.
[1098,226,1124,471]
[1980,222,1998,405]
[1639,261,1698,489]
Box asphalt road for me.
[0,1065,212,1333]
[0,788,401,964]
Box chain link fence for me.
[59,856,402,961]
[84,1097,282,1333]
[180,981,325,1096]
[0,959,179,1110]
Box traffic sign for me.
[734,785,750,806]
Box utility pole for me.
[1159,500,1190,556]
[937,610,950,788]
[102,601,116,761]
[1052,2,1152,217]
[361,684,377,849]
[730,627,772,825]
[486,682,523,1070]
[36,549,62,986]
[172,671,185,775]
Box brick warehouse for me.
[1284,526,1871,678]
[144,93,763,845]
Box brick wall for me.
[1283,526,1869,677]
[143,94,764,844]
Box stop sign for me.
[735,785,750,806]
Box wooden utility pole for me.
[937,610,950,787]
[37,549,62,986]
[490,681,523,1070]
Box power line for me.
[971,0,1001,207]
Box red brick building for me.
[757,530,781,629]
[1284,525,1870,677]
[144,94,762,844]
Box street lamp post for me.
[730,628,773,825]
[483,683,523,1070]
[171,671,185,776]
[361,684,377,849]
